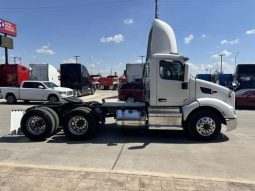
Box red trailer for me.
[0,64,30,87]
[99,75,119,90]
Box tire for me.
[90,87,95,95]
[74,90,79,98]
[126,96,136,103]
[38,107,59,133]
[6,94,17,104]
[21,108,55,141]
[48,95,59,103]
[63,107,96,140]
[187,110,221,141]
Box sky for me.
[0,0,255,76]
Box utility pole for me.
[18,57,22,64]
[139,56,145,63]
[155,0,158,19]
[4,34,9,64]
[73,56,79,64]
[13,56,17,64]
[235,51,239,69]
[219,54,224,74]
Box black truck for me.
[60,63,95,97]
[234,64,255,91]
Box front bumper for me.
[225,118,237,131]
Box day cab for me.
[16,19,237,142]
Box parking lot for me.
[0,89,255,183]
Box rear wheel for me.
[38,107,59,133]
[21,108,55,141]
[63,108,96,140]
[187,110,221,141]
[6,94,17,104]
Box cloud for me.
[123,18,134,25]
[220,38,239,45]
[189,62,235,75]
[36,44,55,55]
[201,34,206,39]
[62,58,76,63]
[114,62,123,69]
[245,29,255,35]
[211,50,232,59]
[100,34,124,43]
[184,34,194,44]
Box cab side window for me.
[34,82,45,89]
[23,82,33,88]
[159,60,184,81]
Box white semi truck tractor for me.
[17,19,237,141]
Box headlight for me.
[58,92,66,95]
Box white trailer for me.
[15,18,237,142]
[29,64,60,86]
[126,63,144,83]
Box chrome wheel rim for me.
[126,97,135,103]
[196,117,216,136]
[68,116,88,135]
[26,116,46,135]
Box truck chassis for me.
[20,97,224,141]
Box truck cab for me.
[142,19,236,139]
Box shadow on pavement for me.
[0,123,229,147]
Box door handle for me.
[158,98,167,102]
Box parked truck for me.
[29,64,60,86]
[126,63,144,83]
[0,81,73,104]
[16,19,237,142]
[60,63,95,96]
[233,64,255,91]
[99,75,119,90]
[0,64,29,87]
[89,74,101,89]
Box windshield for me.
[43,82,58,88]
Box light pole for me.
[18,57,22,64]
[73,56,79,64]
[139,56,145,64]
[235,51,239,69]
[13,56,17,64]
[219,54,225,74]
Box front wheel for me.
[187,110,221,141]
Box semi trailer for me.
[17,19,237,142]
[60,63,95,96]
[29,64,60,86]
[0,64,29,87]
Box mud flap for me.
[10,110,25,135]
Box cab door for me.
[156,59,189,106]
